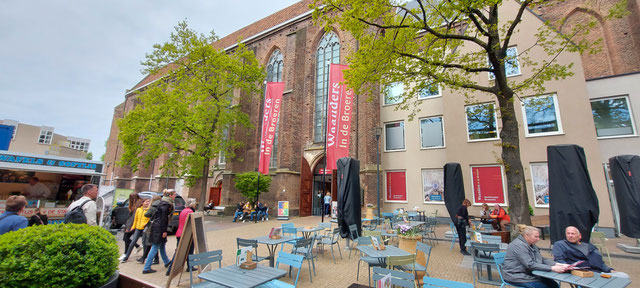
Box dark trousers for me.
[456,223,467,252]
[324,203,331,215]
[123,230,138,254]
[506,278,559,288]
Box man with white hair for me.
[502,226,569,288]
[552,226,628,278]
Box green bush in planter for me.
[0,224,119,288]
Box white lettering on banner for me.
[258,83,285,174]
[325,64,353,169]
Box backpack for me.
[64,199,91,224]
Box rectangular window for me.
[67,138,90,152]
[38,127,53,144]
[384,121,405,151]
[422,169,444,203]
[2,120,18,140]
[489,46,521,79]
[470,165,507,205]
[466,103,498,141]
[530,162,549,207]
[521,94,562,136]
[386,170,407,202]
[590,96,636,138]
[418,82,441,99]
[384,82,403,105]
[420,116,444,148]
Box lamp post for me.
[374,126,382,219]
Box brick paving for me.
[116,215,639,287]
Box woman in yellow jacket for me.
[121,198,151,263]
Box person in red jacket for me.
[490,204,511,231]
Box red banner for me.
[258,82,285,174]
[326,64,354,170]
[386,171,407,202]
[471,166,506,204]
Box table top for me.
[465,241,508,250]
[297,226,323,233]
[198,265,287,288]
[357,245,411,258]
[532,270,631,288]
[252,235,295,245]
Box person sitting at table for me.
[552,226,628,278]
[489,204,510,231]
[232,201,245,222]
[503,226,569,288]
[480,203,493,224]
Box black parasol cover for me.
[444,163,465,224]
[609,155,640,238]
[337,157,362,238]
[548,145,599,243]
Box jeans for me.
[324,203,331,215]
[122,230,136,254]
[233,211,243,222]
[143,241,171,271]
[123,229,143,260]
[506,278,559,288]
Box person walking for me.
[137,196,161,264]
[119,193,141,261]
[0,195,28,235]
[121,198,150,263]
[323,192,331,216]
[66,184,99,226]
[142,189,176,274]
[166,198,196,275]
[456,199,472,255]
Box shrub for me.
[0,224,119,288]
[234,171,272,201]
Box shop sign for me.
[0,153,103,173]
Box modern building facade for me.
[1,119,90,159]
[104,0,640,230]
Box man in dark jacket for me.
[552,226,628,278]
[142,189,176,274]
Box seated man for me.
[232,201,244,222]
[552,226,628,278]
[489,204,511,231]
[502,226,569,288]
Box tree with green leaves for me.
[313,0,625,225]
[234,171,272,202]
[117,21,264,211]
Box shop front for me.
[0,151,104,223]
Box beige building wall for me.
[1,121,89,159]
[380,1,613,227]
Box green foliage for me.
[117,21,264,209]
[86,152,93,160]
[529,204,534,216]
[234,172,272,201]
[0,224,119,288]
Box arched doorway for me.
[208,180,222,206]
[312,156,332,216]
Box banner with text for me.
[258,82,285,174]
[326,64,354,170]
[386,171,407,202]
[471,165,506,204]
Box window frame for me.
[465,102,499,142]
[383,82,404,106]
[520,93,563,137]
[488,46,521,80]
[417,82,442,100]
[38,126,53,145]
[419,115,445,149]
[422,168,445,204]
[590,95,637,139]
[313,31,341,143]
[384,120,406,152]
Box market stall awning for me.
[0,151,104,176]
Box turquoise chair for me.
[423,277,473,288]
[493,252,525,288]
[281,223,301,251]
[257,251,304,288]
[372,267,415,288]
[187,250,224,288]
[449,222,459,251]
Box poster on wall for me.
[386,171,407,202]
[530,162,550,207]
[277,201,289,220]
[422,169,444,203]
[331,201,338,219]
[471,165,506,204]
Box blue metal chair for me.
[355,236,384,287]
[257,251,304,288]
[281,224,301,251]
[423,277,473,288]
[448,222,459,251]
[291,237,315,283]
[493,252,525,288]
[396,241,431,278]
[187,250,224,288]
[372,267,415,288]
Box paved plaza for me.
[116,215,640,287]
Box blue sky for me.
[0,0,299,159]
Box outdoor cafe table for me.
[357,245,411,266]
[532,270,631,288]
[297,226,323,239]
[198,264,287,288]
[394,221,424,229]
[252,235,295,267]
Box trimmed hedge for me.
[0,224,119,288]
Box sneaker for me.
[460,250,471,256]
[136,258,145,264]
[164,260,173,268]
[142,269,156,274]
[242,220,246,223]
[118,254,126,261]
[120,258,127,263]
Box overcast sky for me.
[0,0,300,160]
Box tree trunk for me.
[198,157,211,211]
[498,92,532,226]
